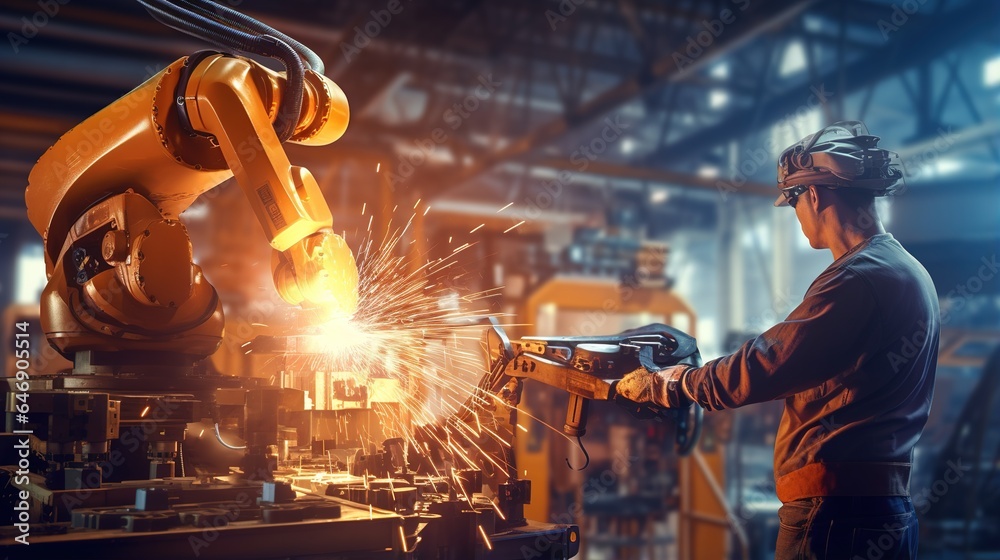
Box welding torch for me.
[481,319,703,468]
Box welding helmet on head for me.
[774,120,905,207]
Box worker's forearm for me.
[680,336,787,411]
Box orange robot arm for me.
[181,54,358,312]
[25,53,358,360]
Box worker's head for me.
[774,121,905,249]
[780,185,881,249]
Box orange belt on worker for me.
[776,461,911,503]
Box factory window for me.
[15,243,46,305]
[709,89,729,109]
[780,39,806,76]
[697,164,720,179]
[984,55,1000,87]
[710,62,729,79]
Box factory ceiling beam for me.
[0,13,202,57]
[643,0,999,165]
[426,0,814,198]
[530,159,775,198]
[896,120,1000,161]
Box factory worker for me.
[617,121,937,560]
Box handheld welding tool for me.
[481,319,703,468]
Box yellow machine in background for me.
[515,261,735,559]
[25,52,358,363]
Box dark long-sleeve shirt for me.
[683,233,939,502]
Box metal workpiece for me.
[7,480,400,560]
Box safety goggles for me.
[778,184,809,208]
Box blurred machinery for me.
[0,2,581,557]
[917,338,1000,555]
[498,231,745,560]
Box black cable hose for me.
[180,0,324,73]
[170,0,321,73]
[139,1,244,53]
[179,0,325,75]
[139,0,304,140]
[138,0,305,142]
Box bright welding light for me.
[315,317,376,357]
[281,206,534,480]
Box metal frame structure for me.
[3,1,996,216]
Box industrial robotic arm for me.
[25,51,358,362]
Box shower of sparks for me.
[478,525,493,550]
[264,201,571,491]
[250,199,589,523]
[376,162,381,173]
[503,221,525,234]
[496,202,513,213]
[470,224,485,233]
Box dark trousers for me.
[775,496,918,559]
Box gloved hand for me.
[615,364,693,409]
